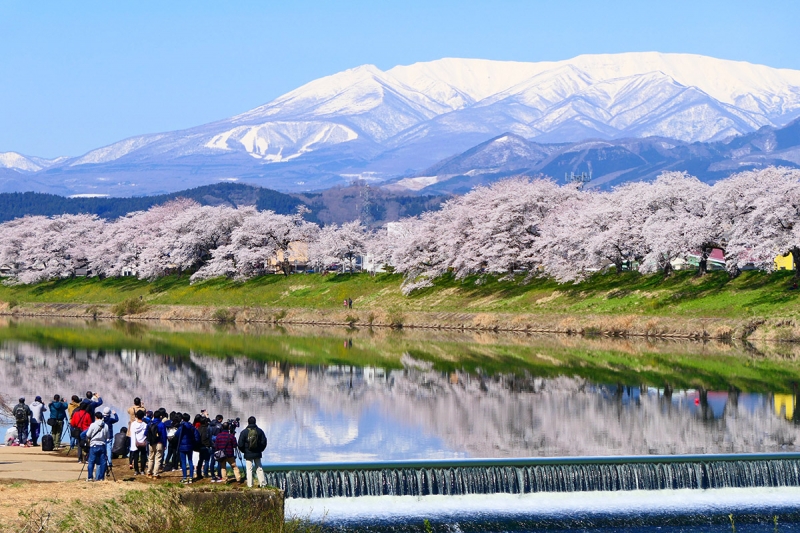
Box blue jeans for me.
[179,451,194,479]
[105,440,113,465]
[87,445,107,480]
[30,420,41,445]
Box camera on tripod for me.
[226,418,240,433]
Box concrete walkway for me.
[0,445,84,481]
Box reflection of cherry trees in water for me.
[1,341,799,459]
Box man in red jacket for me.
[70,401,93,463]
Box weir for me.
[263,453,800,499]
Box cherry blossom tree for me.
[191,207,316,281]
[0,214,103,284]
[308,220,366,273]
[638,172,714,276]
[713,167,800,276]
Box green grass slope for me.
[1,270,799,319]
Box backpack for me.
[247,428,260,452]
[146,422,161,445]
[41,434,54,452]
[13,405,27,423]
[167,427,177,441]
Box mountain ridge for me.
[3,52,800,195]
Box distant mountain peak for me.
[4,53,800,196]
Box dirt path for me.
[0,445,84,482]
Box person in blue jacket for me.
[84,391,103,417]
[47,395,69,448]
[101,407,119,466]
[175,412,198,483]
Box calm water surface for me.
[3,318,800,462]
[5,318,800,530]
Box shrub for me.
[387,309,405,329]
[344,314,359,326]
[7,298,19,309]
[212,308,236,323]
[112,297,148,317]
[273,309,287,322]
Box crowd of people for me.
[5,392,269,487]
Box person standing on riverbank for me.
[48,395,68,448]
[213,422,241,483]
[85,411,110,481]
[101,407,119,464]
[176,413,198,483]
[12,398,32,446]
[146,409,167,479]
[129,410,148,475]
[237,416,268,488]
[29,396,46,446]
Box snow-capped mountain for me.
[4,52,800,195]
[389,117,800,195]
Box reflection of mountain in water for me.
[1,341,798,462]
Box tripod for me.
[78,445,117,481]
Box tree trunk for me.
[792,247,800,279]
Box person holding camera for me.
[237,416,268,488]
[47,395,69,448]
[29,396,46,447]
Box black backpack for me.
[13,405,27,424]
[146,422,161,445]
[41,434,54,452]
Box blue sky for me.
[2,1,799,158]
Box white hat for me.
[102,407,111,416]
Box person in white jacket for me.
[129,410,148,475]
[85,412,110,481]
[29,396,46,447]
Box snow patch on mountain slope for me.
[0,152,43,172]
[71,134,168,166]
[205,121,358,162]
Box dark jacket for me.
[48,401,69,421]
[214,431,237,458]
[198,424,212,448]
[176,421,198,453]
[237,424,267,460]
[112,432,130,456]
[13,402,32,424]
[85,397,103,417]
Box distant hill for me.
[0,182,445,225]
[385,118,800,194]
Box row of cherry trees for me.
[373,167,800,292]
[1,167,798,288]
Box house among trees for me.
[775,252,795,271]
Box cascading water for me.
[263,454,800,499]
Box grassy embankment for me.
[1,270,799,338]
[3,318,800,392]
[0,481,291,533]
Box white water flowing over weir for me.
[264,453,800,499]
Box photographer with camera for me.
[48,395,69,448]
[29,396,46,447]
